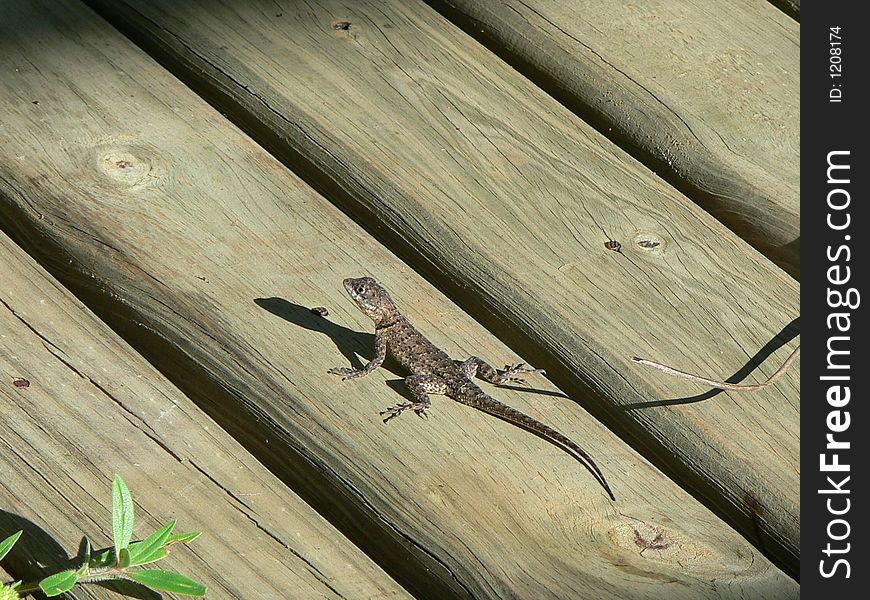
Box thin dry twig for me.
[632,345,800,392]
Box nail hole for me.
[633,232,667,255]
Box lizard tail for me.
[466,391,616,501]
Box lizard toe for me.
[380,402,412,423]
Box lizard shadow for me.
[254,296,406,379]
[490,383,568,399]
[253,297,566,402]
[622,317,800,410]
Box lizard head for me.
[343,277,398,324]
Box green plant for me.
[1,475,206,597]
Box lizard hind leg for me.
[380,374,447,423]
[457,357,545,385]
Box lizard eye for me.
[354,283,366,295]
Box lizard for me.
[328,276,616,501]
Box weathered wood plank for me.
[0,237,411,599]
[80,0,800,576]
[0,1,796,598]
[424,0,800,278]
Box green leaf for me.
[130,546,167,567]
[89,547,116,568]
[81,537,92,564]
[118,547,132,568]
[39,570,78,596]
[166,531,202,545]
[129,569,207,596]
[75,558,90,578]
[0,531,22,561]
[92,525,195,569]
[112,475,135,562]
[127,520,175,566]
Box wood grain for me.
[0,1,796,597]
[80,0,800,576]
[425,0,800,277]
[0,230,410,599]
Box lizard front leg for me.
[457,357,545,385]
[328,330,387,380]
[380,373,446,423]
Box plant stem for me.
[7,564,132,594]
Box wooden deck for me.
[1,1,798,598]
